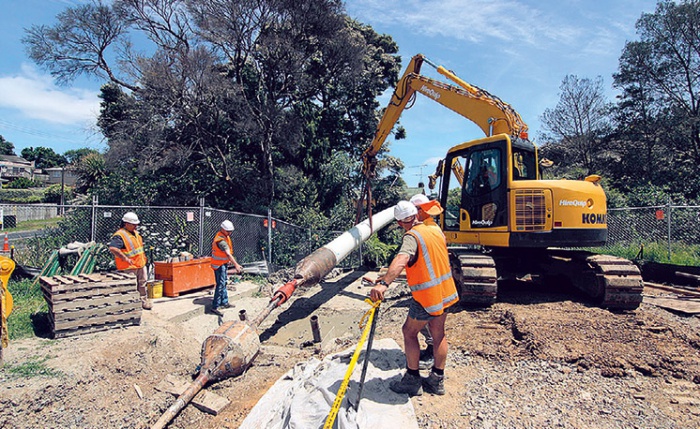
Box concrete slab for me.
[142,269,380,348]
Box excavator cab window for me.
[512,148,537,180]
[466,148,501,195]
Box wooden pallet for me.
[40,272,142,339]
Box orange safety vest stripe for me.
[211,232,233,269]
[405,224,459,316]
[113,228,146,270]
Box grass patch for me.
[597,241,700,265]
[6,278,49,340]
[3,355,62,379]
[6,217,62,232]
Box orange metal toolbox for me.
[154,257,216,297]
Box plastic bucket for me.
[147,280,163,299]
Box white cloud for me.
[347,0,580,47]
[0,64,100,125]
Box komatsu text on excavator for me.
[361,54,643,310]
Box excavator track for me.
[585,254,644,310]
[544,250,644,311]
[449,251,498,306]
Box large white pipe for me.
[291,205,396,288]
[323,205,396,265]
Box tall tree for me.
[613,0,700,199]
[23,0,400,226]
[0,135,16,156]
[538,75,611,176]
[20,147,67,169]
[64,148,100,164]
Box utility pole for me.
[60,167,65,215]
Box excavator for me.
[361,54,643,310]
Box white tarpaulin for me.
[240,338,419,429]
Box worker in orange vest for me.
[210,220,243,316]
[109,212,151,310]
[409,193,446,371]
[370,201,458,396]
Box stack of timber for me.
[40,271,141,339]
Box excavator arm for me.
[361,53,528,181]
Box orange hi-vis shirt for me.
[405,223,459,316]
[211,231,233,269]
[113,228,146,270]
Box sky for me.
[0,0,659,185]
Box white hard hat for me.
[221,220,234,231]
[394,201,417,221]
[122,212,140,224]
[410,193,430,206]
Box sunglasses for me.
[397,216,415,224]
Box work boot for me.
[390,372,423,396]
[140,295,153,310]
[422,371,445,395]
[418,348,434,370]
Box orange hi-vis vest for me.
[405,223,459,316]
[113,228,146,270]
[211,231,233,269]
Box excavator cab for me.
[438,134,537,236]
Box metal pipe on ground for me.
[310,315,322,343]
[150,206,396,429]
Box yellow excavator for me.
[361,54,643,310]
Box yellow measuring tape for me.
[323,298,380,429]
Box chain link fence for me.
[2,200,362,273]
[605,204,700,264]
[3,201,698,272]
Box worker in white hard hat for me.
[409,193,446,372]
[210,220,243,316]
[409,193,444,231]
[370,201,458,396]
[108,212,151,310]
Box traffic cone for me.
[3,233,8,252]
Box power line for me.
[0,119,100,145]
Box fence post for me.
[667,197,672,262]
[199,197,205,257]
[267,208,272,266]
[91,195,98,242]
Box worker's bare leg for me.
[427,312,447,369]
[402,316,429,370]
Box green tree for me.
[0,135,16,156]
[613,0,700,200]
[64,148,99,164]
[20,147,67,169]
[24,0,401,230]
[73,151,106,194]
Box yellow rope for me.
[323,299,380,429]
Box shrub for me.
[43,184,74,204]
[0,188,43,203]
[6,177,38,189]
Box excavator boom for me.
[361,54,527,179]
